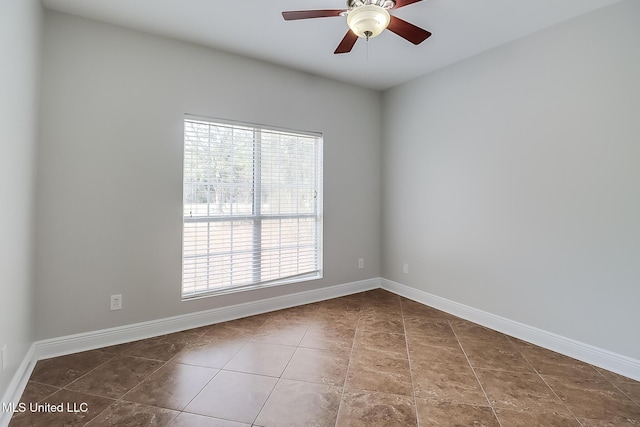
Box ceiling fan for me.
[282,0,432,54]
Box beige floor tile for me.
[281,347,350,386]
[518,344,602,380]
[401,298,460,321]
[353,329,408,357]
[123,335,189,361]
[123,362,217,410]
[415,399,500,427]
[494,408,581,427]
[411,361,488,405]
[451,321,512,345]
[543,375,640,424]
[222,342,295,377]
[172,412,251,427]
[345,347,413,396]
[358,312,406,335]
[65,355,164,399]
[184,370,277,423]
[250,318,309,346]
[85,401,178,426]
[407,334,470,366]
[475,369,570,414]
[336,389,417,427]
[254,379,342,427]
[16,381,60,405]
[403,317,456,340]
[172,335,244,368]
[29,350,113,388]
[460,338,535,373]
[616,381,640,404]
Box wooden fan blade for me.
[282,10,345,20]
[334,30,358,54]
[392,0,423,9]
[387,15,432,45]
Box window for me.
[182,116,323,298]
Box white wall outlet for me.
[358,258,364,269]
[1,344,7,372]
[110,294,122,311]
[403,263,409,274]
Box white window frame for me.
[182,115,323,299]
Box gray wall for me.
[0,0,42,396]
[382,0,640,359]
[35,11,382,339]
[20,0,640,369]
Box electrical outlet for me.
[358,258,364,269]
[1,344,7,372]
[403,263,409,274]
[110,294,122,311]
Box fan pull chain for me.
[365,30,371,59]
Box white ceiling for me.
[41,0,621,90]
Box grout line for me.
[400,297,421,427]
[451,326,505,427]
[592,368,640,410]
[245,310,309,425]
[534,373,586,427]
[510,339,586,427]
[178,367,221,417]
[17,380,61,404]
[334,297,365,427]
[175,322,265,423]
[91,350,173,423]
[251,377,280,425]
[57,351,119,390]
[58,352,121,425]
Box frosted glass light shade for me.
[347,4,391,39]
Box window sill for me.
[181,272,323,301]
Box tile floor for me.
[9,289,640,426]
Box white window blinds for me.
[182,116,323,298]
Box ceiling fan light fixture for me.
[347,4,390,39]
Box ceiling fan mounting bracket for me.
[347,0,396,10]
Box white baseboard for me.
[381,278,640,382]
[0,344,36,427]
[33,277,380,361]
[0,278,378,427]
[3,275,638,427]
